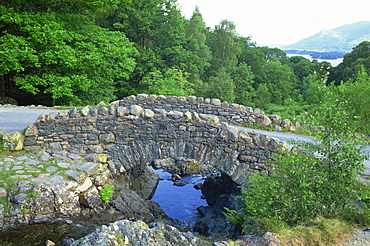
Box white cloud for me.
[177,0,370,45]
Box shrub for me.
[225,97,369,232]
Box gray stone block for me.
[78,162,100,176]
[65,170,86,183]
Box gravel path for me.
[0,106,62,133]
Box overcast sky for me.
[177,0,370,46]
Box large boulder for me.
[3,132,25,150]
[109,189,156,223]
[194,172,242,238]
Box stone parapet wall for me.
[24,104,288,185]
[112,94,295,130]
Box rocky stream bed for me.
[0,150,369,246]
[0,149,272,245]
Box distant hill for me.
[284,21,370,53]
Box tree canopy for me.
[1,0,368,137]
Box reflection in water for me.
[150,168,208,223]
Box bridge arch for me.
[24,103,287,185]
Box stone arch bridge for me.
[23,96,288,186]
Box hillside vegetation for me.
[1,0,369,136]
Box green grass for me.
[277,217,354,246]
[264,103,311,123]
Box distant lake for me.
[286,53,343,67]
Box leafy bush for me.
[225,97,370,233]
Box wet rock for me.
[172,174,181,181]
[195,192,243,238]
[194,182,203,189]
[110,189,155,223]
[79,186,102,209]
[195,172,243,238]
[173,181,188,186]
[201,173,239,205]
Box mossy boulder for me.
[3,132,25,150]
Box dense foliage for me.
[1,0,369,133]
[225,97,370,233]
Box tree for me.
[0,1,137,105]
[207,20,241,74]
[231,62,255,106]
[185,7,212,92]
[260,47,288,63]
[104,0,211,97]
[253,83,271,109]
[262,57,294,105]
[302,73,327,105]
[329,41,370,83]
[226,97,369,230]
[141,67,194,96]
[337,66,370,134]
[238,45,267,86]
[203,68,235,103]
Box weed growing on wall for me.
[100,184,114,204]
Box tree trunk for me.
[0,75,5,98]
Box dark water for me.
[150,168,208,223]
[0,221,82,246]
